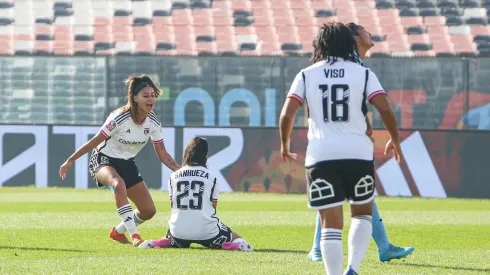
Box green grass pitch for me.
[0,187,489,274]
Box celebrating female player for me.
[59,75,180,247]
[139,137,253,251]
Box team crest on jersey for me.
[106,120,116,132]
[144,128,150,135]
[100,155,109,165]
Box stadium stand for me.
[0,0,487,57]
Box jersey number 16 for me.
[319,84,350,122]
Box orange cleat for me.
[109,227,130,244]
[131,234,144,247]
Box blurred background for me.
[0,0,489,199]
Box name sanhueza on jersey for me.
[173,169,209,180]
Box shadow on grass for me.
[397,262,489,273]
[0,246,87,253]
[186,246,308,254]
[253,248,309,254]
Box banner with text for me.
[0,125,489,199]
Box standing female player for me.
[307,23,414,263]
[59,75,181,247]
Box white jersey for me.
[97,110,164,160]
[168,165,220,240]
[287,58,386,166]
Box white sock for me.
[115,212,145,234]
[117,204,139,236]
[347,215,373,273]
[320,228,343,275]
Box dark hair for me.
[183,137,208,167]
[311,22,358,64]
[346,22,359,36]
[117,75,161,122]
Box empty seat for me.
[460,0,480,8]
[449,25,472,35]
[411,43,432,51]
[418,0,437,8]
[438,0,458,8]
[399,8,419,16]
[14,41,34,55]
[115,41,135,55]
[446,16,464,26]
[419,8,440,16]
[407,26,427,34]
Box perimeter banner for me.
[0,125,489,199]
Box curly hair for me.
[311,22,358,64]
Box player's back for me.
[301,58,375,165]
[168,165,219,240]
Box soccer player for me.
[59,75,180,247]
[279,22,403,275]
[307,23,415,263]
[138,137,253,251]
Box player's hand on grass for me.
[59,160,73,180]
[384,139,403,164]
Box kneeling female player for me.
[139,137,253,251]
[59,75,180,246]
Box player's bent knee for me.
[112,179,127,194]
[138,206,156,220]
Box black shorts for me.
[165,222,233,249]
[306,159,375,210]
[89,150,143,189]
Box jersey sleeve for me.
[366,70,386,103]
[150,124,164,144]
[211,177,219,202]
[286,71,305,105]
[99,113,120,139]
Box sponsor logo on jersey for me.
[118,139,147,145]
[144,128,150,135]
[105,120,116,131]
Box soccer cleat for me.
[343,266,358,275]
[379,244,415,262]
[131,234,144,247]
[109,227,130,244]
[222,242,241,251]
[138,238,171,249]
[237,241,254,251]
[307,249,323,262]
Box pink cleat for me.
[150,238,171,248]
[222,242,241,251]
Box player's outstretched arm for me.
[153,142,181,171]
[59,132,106,180]
[279,97,301,162]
